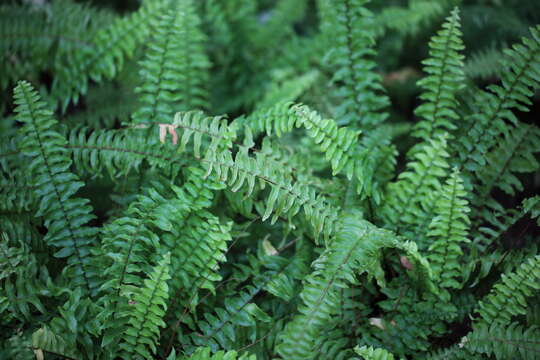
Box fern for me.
[1,3,540,360]
[181,347,256,359]
[275,212,431,359]
[382,135,450,241]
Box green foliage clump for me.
[1,0,540,359]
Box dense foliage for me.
[1,0,540,359]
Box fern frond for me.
[374,1,454,37]
[14,81,99,293]
[66,126,185,180]
[382,135,450,241]
[31,325,75,360]
[475,254,540,325]
[132,0,210,125]
[322,0,389,128]
[119,252,171,360]
[182,347,256,360]
[465,47,504,80]
[477,122,540,199]
[464,322,540,360]
[52,0,167,110]
[0,168,36,213]
[354,345,395,360]
[275,213,414,359]
[0,233,47,320]
[0,0,114,91]
[187,284,272,352]
[172,111,236,158]
[205,148,338,241]
[427,168,471,289]
[247,102,360,177]
[45,288,102,358]
[458,25,540,179]
[412,7,465,146]
[161,168,231,309]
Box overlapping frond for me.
[183,347,256,360]
[0,233,47,321]
[477,122,540,199]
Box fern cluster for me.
[1,0,540,359]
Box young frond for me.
[247,102,360,177]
